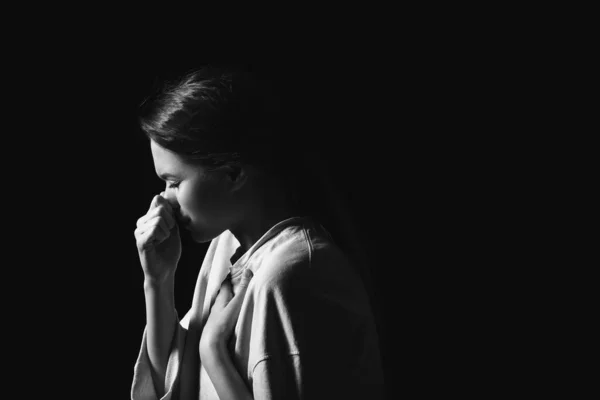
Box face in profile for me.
[150,140,243,243]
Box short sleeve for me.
[247,276,385,400]
[251,350,383,400]
[251,353,303,400]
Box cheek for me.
[176,186,197,214]
[178,180,226,216]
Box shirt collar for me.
[229,215,311,270]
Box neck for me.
[229,183,300,253]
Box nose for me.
[161,190,179,210]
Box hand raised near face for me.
[134,191,182,284]
[200,268,254,353]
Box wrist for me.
[143,274,175,290]
[200,338,227,361]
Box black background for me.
[124,62,400,396]
[20,57,492,398]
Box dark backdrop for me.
[33,59,476,399]
[124,62,399,397]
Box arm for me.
[135,192,182,398]
[144,276,177,398]
[199,269,255,400]
[200,341,254,400]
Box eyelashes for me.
[168,181,181,189]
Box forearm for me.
[200,341,254,400]
[144,277,177,397]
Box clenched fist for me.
[134,192,181,284]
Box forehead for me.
[150,140,187,175]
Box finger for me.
[210,270,253,334]
[231,268,254,296]
[239,268,254,290]
[157,192,170,209]
[148,194,162,212]
[136,218,170,244]
[137,205,176,230]
[155,204,176,229]
[136,224,167,251]
[158,192,175,214]
[215,277,234,306]
[156,196,179,228]
[139,227,162,249]
[136,207,160,228]
[223,269,253,313]
[148,216,170,238]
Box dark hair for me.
[139,64,294,172]
[138,65,382,337]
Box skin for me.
[150,140,298,252]
[140,140,299,398]
[200,268,256,400]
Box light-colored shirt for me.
[131,216,385,400]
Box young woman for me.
[131,65,385,400]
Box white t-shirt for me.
[131,216,385,400]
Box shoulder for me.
[251,218,374,317]
[256,219,343,274]
[251,219,356,294]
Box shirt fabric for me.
[131,216,385,400]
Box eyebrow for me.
[157,172,179,181]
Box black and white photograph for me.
[28,58,486,399]
[123,63,395,399]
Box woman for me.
[131,65,385,399]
